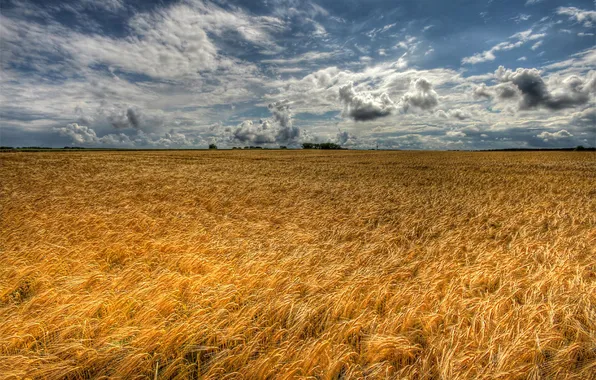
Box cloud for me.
[570,108,596,130]
[398,77,440,112]
[336,130,350,145]
[55,123,100,144]
[557,7,596,27]
[512,14,531,23]
[107,107,142,130]
[450,109,472,120]
[229,99,299,145]
[4,0,595,151]
[338,81,396,121]
[537,129,573,141]
[494,66,595,110]
[473,83,493,99]
[531,41,543,50]
[446,130,466,138]
[1,1,282,80]
[55,123,199,147]
[268,100,300,141]
[232,120,277,144]
[395,36,418,52]
[436,108,472,120]
[462,29,545,64]
[261,51,339,65]
[335,130,359,146]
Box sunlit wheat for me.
[1,150,595,379]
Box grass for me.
[1,150,595,379]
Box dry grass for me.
[1,150,595,379]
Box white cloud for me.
[226,100,299,145]
[54,123,199,147]
[398,77,440,112]
[557,7,596,28]
[537,129,573,141]
[1,1,283,80]
[338,81,396,121]
[531,41,543,50]
[462,29,546,64]
[446,130,466,137]
[262,51,339,65]
[512,14,531,23]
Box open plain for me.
[1,150,595,379]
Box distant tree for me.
[302,142,343,150]
[574,145,585,151]
[279,145,287,149]
[209,144,217,149]
[319,142,342,150]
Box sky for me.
[1,0,595,149]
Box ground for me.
[1,150,595,379]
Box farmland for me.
[1,150,595,379]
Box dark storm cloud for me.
[493,66,595,111]
[126,108,141,129]
[109,107,142,129]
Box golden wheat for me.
[1,150,595,379]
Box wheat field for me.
[1,150,595,379]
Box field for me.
[1,150,595,379]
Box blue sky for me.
[1,0,594,149]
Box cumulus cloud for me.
[476,67,595,112]
[398,77,439,112]
[336,130,358,146]
[54,123,198,147]
[446,130,466,138]
[494,66,595,110]
[232,120,277,144]
[537,129,573,141]
[229,100,300,145]
[55,123,100,144]
[473,83,493,99]
[436,109,471,120]
[268,100,300,141]
[338,81,396,121]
